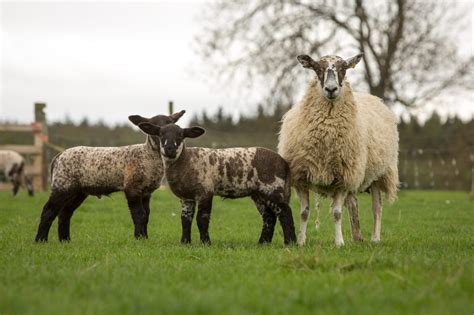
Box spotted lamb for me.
[278,53,399,247]
[137,122,297,245]
[34,110,185,242]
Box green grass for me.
[0,190,473,315]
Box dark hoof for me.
[181,238,191,245]
[135,234,148,240]
[59,237,71,242]
[35,236,48,243]
[200,238,211,245]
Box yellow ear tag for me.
[351,64,356,69]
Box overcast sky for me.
[1,1,473,126]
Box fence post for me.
[168,101,174,115]
[34,103,47,191]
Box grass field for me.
[0,189,473,315]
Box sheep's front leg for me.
[332,191,347,247]
[371,186,383,243]
[125,192,147,239]
[295,188,310,246]
[180,200,196,244]
[196,196,213,245]
[346,193,363,242]
[142,195,151,238]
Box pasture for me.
[0,190,472,315]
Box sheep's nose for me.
[325,86,337,94]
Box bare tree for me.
[196,0,473,109]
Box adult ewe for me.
[278,53,398,247]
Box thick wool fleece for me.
[278,79,398,202]
[51,136,163,197]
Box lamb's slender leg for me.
[314,193,321,230]
[371,186,383,243]
[332,191,347,247]
[142,195,151,238]
[181,200,196,244]
[346,193,363,242]
[276,203,297,245]
[295,188,310,246]
[58,192,87,241]
[125,192,147,239]
[35,193,64,242]
[196,196,213,245]
[258,206,277,244]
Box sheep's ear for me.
[345,53,363,69]
[138,122,161,136]
[183,127,205,139]
[297,55,323,73]
[170,110,186,123]
[297,55,317,69]
[128,115,149,126]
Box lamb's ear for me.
[345,53,363,69]
[128,115,149,126]
[170,110,186,123]
[183,127,205,139]
[137,122,161,136]
[297,55,317,69]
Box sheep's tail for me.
[49,153,61,183]
[377,166,399,204]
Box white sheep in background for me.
[278,53,399,247]
[0,150,34,196]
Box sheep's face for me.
[137,123,205,163]
[297,53,363,101]
[128,110,186,150]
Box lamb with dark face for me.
[34,110,185,243]
[138,122,296,246]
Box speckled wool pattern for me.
[278,79,399,202]
[0,150,24,179]
[51,136,163,196]
[166,147,291,204]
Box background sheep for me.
[278,53,398,247]
[34,111,185,242]
[137,122,297,245]
[0,150,34,197]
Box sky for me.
[0,1,473,126]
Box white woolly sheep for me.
[278,53,399,247]
[34,111,185,242]
[137,122,297,245]
[0,150,34,196]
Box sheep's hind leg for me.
[314,193,321,230]
[142,195,151,238]
[332,191,347,247]
[295,188,310,246]
[276,203,296,245]
[346,193,363,242]
[35,193,64,242]
[371,186,383,243]
[125,192,147,239]
[181,200,196,244]
[58,192,87,242]
[196,197,213,245]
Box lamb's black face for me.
[128,110,186,151]
[158,124,185,160]
[137,122,205,162]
